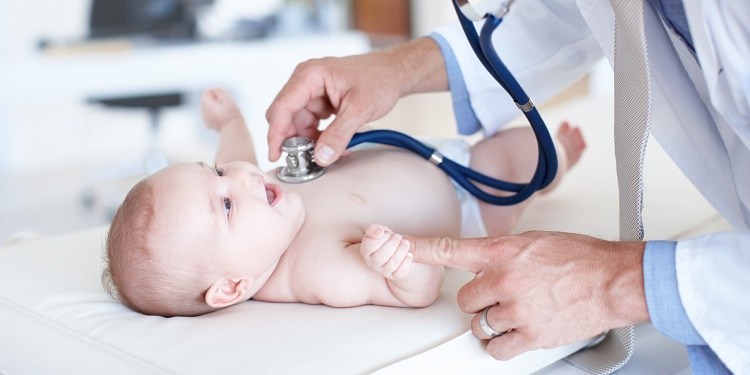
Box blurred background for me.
[0,0,465,241]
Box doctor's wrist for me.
[602,241,650,327]
[383,37,448,96]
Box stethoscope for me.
[278,0,557,206]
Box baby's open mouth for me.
[265,184,280,206]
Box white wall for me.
[411,0,457,37]
[0,1,89,172]
[0,1,369,175]
[0,0,90,60]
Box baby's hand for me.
[361,224,413,280]
[201,88,243,132]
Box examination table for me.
[0,95,726,374]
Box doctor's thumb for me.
[315,119,355,166]
[315,109,368,166]
[407,235,488,274]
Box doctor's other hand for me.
[266,37,448,166]
[408,231,650,360]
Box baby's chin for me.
[286,192,307,231]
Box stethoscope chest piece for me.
[277,136,326,183]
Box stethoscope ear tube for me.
[451,0,558,199]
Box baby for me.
[103,88,585,317]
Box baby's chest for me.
[285,236,380,305]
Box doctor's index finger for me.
[407,236,492,274]
[266,64,328,161]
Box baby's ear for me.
[205,277,254,308]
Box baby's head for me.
[103,160,305,316]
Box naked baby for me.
[103,88,585,317]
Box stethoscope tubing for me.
[349,129,530,205]
[344,1,558,206]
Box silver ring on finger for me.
[479,306,503,338]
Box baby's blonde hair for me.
[103,179,217,317]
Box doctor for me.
[266,1,749,373]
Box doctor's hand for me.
[266,37,448,166]
[407,231,650,360]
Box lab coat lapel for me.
[643,1,746,228]
[577,0,745,228]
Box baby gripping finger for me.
[361,224,414,279]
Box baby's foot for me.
[360,224,413,280]
[201,88,243,131]
[556,121,586,169]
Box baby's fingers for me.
[361,224,393,256]
[392,253,413,279]
[382,241,413,279]
[369,233,404,267]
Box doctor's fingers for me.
[470,304,515,340]
[409,235,508,274]
[456,270,514,314]
[313,94,384,166]
[486,329,538,361]
[471,305,541,361]
[270,98,333,152]
[266,61,331,161]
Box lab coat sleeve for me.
[676,232,750,373]
[431,0,604,136]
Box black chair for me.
[89,92,184,173]
[89,0,199,40]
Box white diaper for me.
[429,138,489,238]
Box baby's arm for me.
[360,224,444,307]
[201,88,257,165]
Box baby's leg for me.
[468,123,585,236]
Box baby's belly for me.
[269,148,461,305]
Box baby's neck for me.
[250,228,306,302]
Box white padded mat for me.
[0,226,589,374]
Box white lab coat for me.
[435,0,749,372]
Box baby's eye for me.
[214,164,225,176]
[223,198,232,216]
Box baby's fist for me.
[361,224,413,279]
